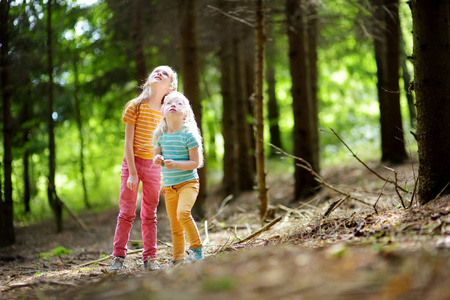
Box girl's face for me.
[163,96,186,119]
[149,66,173,91]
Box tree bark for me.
[47,0,63,232]
[0,0,16,247]
[254,0,269,219]
[287,0,318,201]
[179,0,206,218]
[73,60,90,209]
[401,55,416,128]
[132,0,146,86]
[218,1,238,197]
[21,103,31,213]
[307,1,320,173]
[372,0,407,164]
[409,0,450,204]
[234,26,254,191]
[266,24,283,156]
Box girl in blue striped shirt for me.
[153,92,204,265]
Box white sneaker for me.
[109,256,125,272]
[144,258,161,271]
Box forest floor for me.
[1,159,449,300]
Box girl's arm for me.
[164,146,200,170]
[124,122,138,191]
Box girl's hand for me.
[164,159,177,169]
[153,154,164,166]
[127,174,138,191]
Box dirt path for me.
[1,162,449,299]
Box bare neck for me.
[146,89,166,111]
[166,118,184,134]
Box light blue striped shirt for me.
[155,127,199,186]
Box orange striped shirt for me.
[123,101,162,159]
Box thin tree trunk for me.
[23,125,30,213]
[255,0,268,220]
[266,24,283,156]
[266,66,282,154]
[18,92,31,213]
[372,0,407,164]
[244,31,256,175]
[0,0,16,247]
[132,0,146,85]
[409,0,450,204]
[47,0,62,232]
[287,0,317,201]
[307,1,320,172]
[234,27,254,191]
[218,3,238,197]
[401,34,416,128]
[179,0,206,218]
[73,60,90,209]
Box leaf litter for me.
[0,160,449,299]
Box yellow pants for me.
[164,180,202,261]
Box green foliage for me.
[202,276,237,292]
[38,246,73,259]
[3,0,418,225]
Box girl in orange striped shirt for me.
[109,66,178,272]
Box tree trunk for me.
[287,0,318,201]
[73,60,90,209]
[409,0,450,204]
[266,24,283,156]
[255,0,268,219]
[234,27,254,191]
[22,105,31,213]
[179,0,206,218]
[0,0,16,247]
[47,0,63,232]
[401,34,416,128]
[218,2,238,197]
[307,1,320,173]
[372,0,407,164]
[132,0,146,86]
[244,32,256,176]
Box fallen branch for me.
[215,237,233,254]
[433,180,450,202]
[4,280,77,292]
[75,248,144,268]
[373,180,389,214]
[235,216,283,244]
[324,196,350,217]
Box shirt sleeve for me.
[122,101,137,124]
[186,131,199,149]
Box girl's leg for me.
[176,180,202,249]
[113,156,139,258]
[164,186,186,261]
[139,158,161,261]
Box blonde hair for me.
[125,65,178,113]
[153,91,204,168]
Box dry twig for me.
[268,143,372,207]
[235,216,283,244]
[206,5,255,28]
[328,128,409,194]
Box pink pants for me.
[113,156,161,261]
